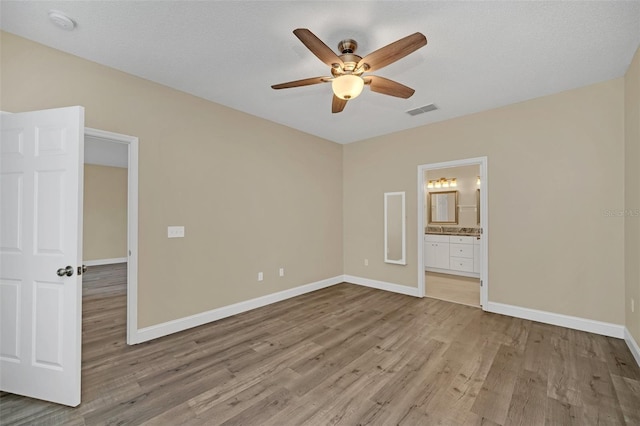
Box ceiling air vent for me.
[406,104,438,116]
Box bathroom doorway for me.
[417,157,488,308]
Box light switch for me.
[168,226,185,238]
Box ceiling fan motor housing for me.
[338,39,358,54]
[332,56,362,76]
[335,39,365,74]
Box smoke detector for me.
[48,10,76,31]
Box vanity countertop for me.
[425,226,480,237]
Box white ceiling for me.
[2,1,639,144]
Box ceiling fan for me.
[271,28,427,113]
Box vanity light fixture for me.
[426,178,458,189]
[430,177,456,189]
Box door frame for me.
[417,156,488,308]
[84,128,139,344]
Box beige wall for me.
[83,164,128,261]
[625,46,640,343]
[344,78,625,325]
[2,30,634,334]
[426,165,480,228]
[0,32,343,328]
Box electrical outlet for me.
[364,258,369,266]
[258,272,263,281]
[279,268,284,277]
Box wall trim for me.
[625,327,640,368]
[84,257,127,266]
[131,275,343,344]
[128,274,638,362]
[485,301,624,338]
[343,275,420,297]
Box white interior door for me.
[1,106,85,406]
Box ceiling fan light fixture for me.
[332,75,364,100]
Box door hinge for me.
[480,280,483,287]
[480,228,483,235]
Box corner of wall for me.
[624,44,640,351]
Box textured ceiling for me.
[2,1,639,144]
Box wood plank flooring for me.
[1,264,639,425]
[425,271,480,308]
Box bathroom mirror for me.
[384,192,406,265]
[428,190,458,224]
[477,189,481,225]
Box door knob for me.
[78,265,88,275]
[56,266,74,277]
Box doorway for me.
[0,109,139,405]
[84,128,139,344]
[417,157,488,308]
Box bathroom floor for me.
[425,271,480,307]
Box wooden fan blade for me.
[357,32,427,73]
[271,77,330,90]
[365,76,415,99]
[332,95,347,113]
[294,29,344,69]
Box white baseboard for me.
[625,327,640,368]
[485,301,624,339]
[132,275,343,344]
[84,257,127,266]
[129,272,637,365]
[343,275,420,297]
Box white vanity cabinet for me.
[425,234,481,278]
[424,234,450,270]
[449,236,475,273]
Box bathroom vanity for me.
[424,232,481,278]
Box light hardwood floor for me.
[425,271,481,307]
[1,264,639,425]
